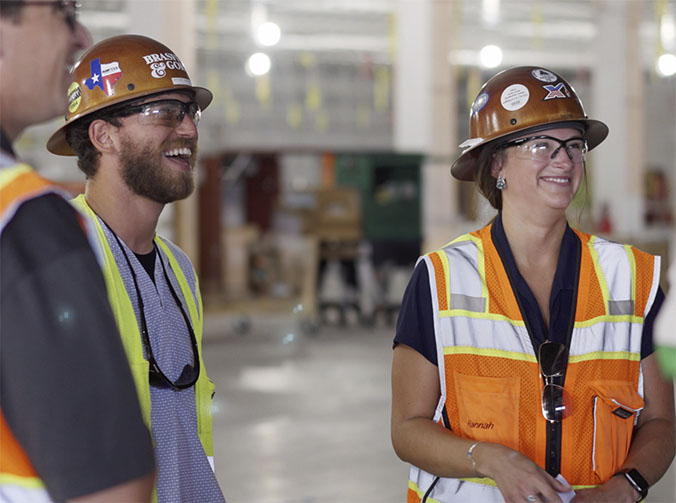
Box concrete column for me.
[591,0,644,237]
[126,0,200,265]
[394,0,460,254]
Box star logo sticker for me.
[85,57,122,96]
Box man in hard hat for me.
[47,34,225,502]
[0,2,154,502]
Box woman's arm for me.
[573,353,675,502]
[391,343,570,502]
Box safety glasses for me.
[141,248,200,390]
[500,135,587,164]
[103,219,200,391]
[116,99,201,128]
[4,1,80,32]
[539,341,571,423]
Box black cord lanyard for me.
[100,217,200,390]
[491,221,580,477]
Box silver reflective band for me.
[449,294,486,312]
[608,300,634,316]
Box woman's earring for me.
[496,175,507,190]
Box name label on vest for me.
[467,420,495,430]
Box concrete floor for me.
[203,310,676,503]
[204,311,408,502]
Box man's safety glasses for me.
[500,135,587,164]
[4,1,80,32]
[539,341,571,423]
[116,99,201,128]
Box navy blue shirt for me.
[394,214,664,366]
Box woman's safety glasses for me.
[500,135,587,164]
[539,341,572,423]
[117,99,201,128]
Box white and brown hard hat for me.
[47,34,213,156]
[451,66,609,181]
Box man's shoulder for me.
[155,235,196,270]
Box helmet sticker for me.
[531,68,558,82]
[543,83,570,100]
[471,92,490,115]
[149,62,167,79]
[85,58,122,96]
[142,52,187,79]
[172,77,192,86]
[459,137,484,149]
[67,82,82,114]
[501,84,529,111]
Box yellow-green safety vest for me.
[72,194,215,476]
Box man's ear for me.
[89,119,118,153]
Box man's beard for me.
[119,135,196,204]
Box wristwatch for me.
[614,468,649,501]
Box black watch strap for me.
[614,468,649,500]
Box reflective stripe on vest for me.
[0,164,55,501]
[408,223,660,502]
[71,195,215,462]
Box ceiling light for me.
[256,22,281,46]
[656,53,676,77]
[247,52,271,76]
[482,0,500,26]
[479,45,503,68]
[660,13,675,49]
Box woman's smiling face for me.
[492,127,586,215]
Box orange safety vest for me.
[407,222,660,503]
[0,163,65,501]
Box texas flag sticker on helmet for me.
[85,57,122,96]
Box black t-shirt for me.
[0,193,155,501]
[395,217,663,365]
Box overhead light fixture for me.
[479,45,503,68]
[247,52,271,76]
[660,12,675,49]
[656,53,676,77]
[256,21,281,47]
[482,0,500,26]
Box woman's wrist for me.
[611,471,643,502]
[467,441,482,477]
[467,441,507,479]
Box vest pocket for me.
[454,372,520,450]
[589,381,644,482]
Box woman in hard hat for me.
[391,66,675,503]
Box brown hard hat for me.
[451,66,608,181]
[47,34,213,156]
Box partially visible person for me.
[0,1,154,501]
[47,34,225,502]
[391,66,675,502]
[655,261,676,378]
